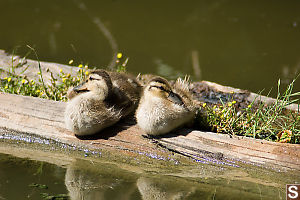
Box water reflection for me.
[64,159,286,200]
[65,160,198,200]
[65,160,138,200]
[0,152,296,200]
[137,177,195,200]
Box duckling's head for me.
[73,70,112,99]
[145,77,184,106]
[145,77,171,98]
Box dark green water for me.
[0,152,299,200]
[0,0,299,97]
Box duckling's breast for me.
[136,96,194,135]
[64,94,122,136]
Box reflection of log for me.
[0,49,299,171]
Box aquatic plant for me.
[40,193,69,200]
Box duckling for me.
[64,69,141,136]
[108,71,142,116]
[135,76,196,136]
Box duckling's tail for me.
[173,76,190,95]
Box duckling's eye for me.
[89,76,95,81]
[158,86,166,91]
[149,85,167,92]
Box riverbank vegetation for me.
[0,54,299,143]
[197,79,300,144]
[0,60,87,101]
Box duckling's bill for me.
[73,82,89,93]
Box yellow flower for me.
[85,71,89,75]
[62,78,67,83]
[78,64,83,68]
[36,90,40,93]
[202,103,207,108]
[232,101,237,104]
[37,72,41,75]
[31,80,35,85]
[66,73,71,78]
[4,77,7,80]
[117,53,122,59]
[7,77,11,82]
[248,105,252,108]
[60,69,63,73]
[21,79,26,84]
[4,85,8,89]
[68,59,74,65]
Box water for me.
[0,0,300,97]
[0,153,67,200]
[0,149,299,200]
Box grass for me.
[0,61,88,101]
[0,50,299,143]
[197,78,300,144]
[0,49,129,101]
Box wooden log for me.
[0,49,299,171]
[201,80,299,112]
[0,93,169,158]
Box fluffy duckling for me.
[65,70,141,136]
[136,76,196,136]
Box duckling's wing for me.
[173,77,190,94]
[109,71,142,105]
[173,77,197,112]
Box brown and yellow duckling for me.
[64,69,141,136]
[135,76,196,136]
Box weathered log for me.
[0,49,299,171]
